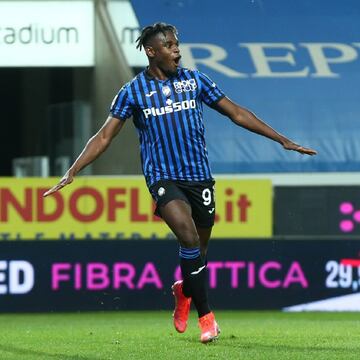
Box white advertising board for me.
[0,1,94,66]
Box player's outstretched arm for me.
[213,97,317,156]
[43,116,125,197]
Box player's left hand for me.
[282,140,317,156]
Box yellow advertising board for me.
[0,177,272,239]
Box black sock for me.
[179,246,211,318]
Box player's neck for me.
[146,65,173,81]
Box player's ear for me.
[145,46,155,58]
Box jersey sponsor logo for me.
[173,79,197,93]
[143,99,196,119]
[145,91,157,97]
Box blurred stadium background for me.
[1,0,360,346]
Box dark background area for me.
[0,68,74,175]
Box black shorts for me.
[149,179,216,228]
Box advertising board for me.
[131,0,360,173]
[0,177,272,239]
[275,186,360,236]
[1,240,360,312]
[0,1,94,66]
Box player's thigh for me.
[160,200,200,247]
[184,180,216,229]
[150,180,199,247]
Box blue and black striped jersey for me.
[110,67,225,187]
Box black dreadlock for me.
[135,22,178,51]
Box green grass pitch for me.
[1,311,360,359]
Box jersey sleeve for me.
[196,71,226,107]
[109,85,133,121]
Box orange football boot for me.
[172,280,191,333]
[198,311,220,343]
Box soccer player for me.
[44,23,317,343]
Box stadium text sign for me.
[51,260,307,292]
[181,43,360,78]
[2,240,360,312]
[0,1,94,66]
[0,177,272,239]
[0,260,34,294]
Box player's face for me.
[147,31,181,76]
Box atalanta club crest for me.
[162,85,171,97]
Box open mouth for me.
[174,56,181,66]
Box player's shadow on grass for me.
[0,344,98,360]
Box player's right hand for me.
[43,172,74,197]
[282,139,317,156]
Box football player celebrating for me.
[44,23,316,343]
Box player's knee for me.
[178,229,200,248]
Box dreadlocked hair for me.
[136,22,178,51]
